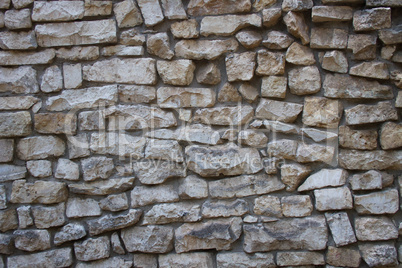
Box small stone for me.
[121,225,174,253]
[253,0,276,11]
[263,31,293,49]
[137,0,164,27]
[354,189,399,214]
[133,254,157,268]
[380,122,402,150]
[68,133,90,159]
[350,61,389,80]
[238,130,267,148]
[303,97,342,128]
[325,212,357,247]
[0,111,31,138]
[283,11,309,45]
[345,101,398,125]
[175,39,239,60]
[32,1,84,22]
[54,223,86,245]
[339,126,377,150]
[217,83,242,102]
[147,33,174,60]
[353,7,391,32]
[40,65,62,93]
[196,62,221,85]
[310,27,348,49]
[264,120,299,135]
[160,0,186,19]
[157,60,195,86]
[359,243,398,267]
[282,0,313,11]
[267,139,298,160]
[281,195,313,217]
[235,30,262,49]
[133,160,185,185]
[0,31,36,50]
[261,76,287,98]
[111,232,125,254]
[0,209,18,232]
[347,34,377,60]
[87,209,142,235]
[280,163,311,191]
[256,50,285,75]
[262,8,281,27]
[0,233,13,254]
[12,0,32,9]
[171,19,198,39]
[253,195,282,217]
[392,51,402,63]
[288,66,321,95]
[256,98,303,123]
[90,132,146,158]
[119,85,155,103]
[355,216,398,241]
[194,105,253,125]
[379,27,402,45]
[312,6,353,22]
[143,202,200,224]
[157,87,214,108]
[201,14,261,37]
[16,206,32,229]
[277,252,324,266]
[301,128,338,142]
[11,180,67,204]
[119,29,145,46]
[0,185,5,209]
[14,230,50,252]
[298,169,347,192]
[187,0,251,16]
[0,164,27,182]
[286,42,315,65]
[66,197,101,218]
[160,252,213,268]
[297,143,336,164]
[100,193,128,212]
[55,159,80,181]
[226,52,256,82]
[321,50,348,73]
[84,0,112,17]
[4,9,31,29]
[131,185,179,207]
[26,160,52,178]
[32,203,65,229]
[145,139,184,162]
[202,199,248,218]
[113,0,143,28]
[56,46,99,61]
[81,156,114,181]
[8,248,73,268]
[217,252,275,268]
[0,66,38,94]
[381,45,396,60]
[63,63,82,89]
[238,83,259,102]
[327,247,361,268]
[34,113,77,135]
[209,174,285,199]
[74,236,110,262]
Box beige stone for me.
[283,11,309,45]
[282,0,313,11]
[354,189,399,214]
[196,62,221,85]
[235,30,262,49]
[301,127,338,142]
[280,163,311,191]
[277,252,324,266]
[321,50,348,73]
[69,177,134,195]
[160,252,213,268]
[14,230,50,252]
[296,143,335,164]
[113,0,142,28]
[157,60,195,86]
[310,27,348,49]
[175,39,239,60]
[147,33,174,60]
[325,212,357,247]
[0,139,13,163]
[217,83,242,102]
[298,168,347,192]
[226,52,256,81]
[187,0,251,16]
[160,0,186,19]
[217,252,275,268]
[353,7,391,31]
[238,83,259,102]
[314,187,353,211]
[286,42,315,65]
[302,97,342,128]
[262,8,281,27]
[350,170,384,191]
[8,248,72,268]
[253,0,276,11]
[379,27,402,45]
[202,199,248,218]
[0,209,18,232]
[326,247,361,268]
[74,236,110,261]
[133,159,185,184]
[339,126,377,150]
[281,195,313,217]
[267,139,298,160]
[26,160,51,178]
[171,19,199,39]
[288,66,321,95]
[11,180,67,204]
[345,101,398,125]
[87,209,142,235]
[17,136,65,160]
[0,49,55,66]
[263,31,293,49]
[347,34,377,60]
[157,87,215,108]
[101,45,144,57]
[350,61,389,80]
[194,105,253,125]
[355,216,398,241]
[137,0,164,27]
[201,14,261,37]
[84,0,112,17]
[253,195,282,217]
[56,46,99,61]
[0,67,38,94]
[237,130,267,148]
[312,6,353,22]
[145,139,184,162]
[34,113,76,135]
[32,203,65,229]
[256,50,285,75]
[179,175,208,200]
[131,185,179,207]
[121,225,174,253]
[261,76,287,98]
[143,202,200,224]
[0,111,31,138]
[119,85,155,103]
[4,9,31,29]
[257,99,303,123]
[339,149,402,170]
[32,1,84,22]
[380,122,402,150]
[0,31,37,50]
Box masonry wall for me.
[0,0,401,267]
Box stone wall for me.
[0,0,401,267]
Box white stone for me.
[159,252,214,268]
[143,202,200,224]
[157,60,195,86]
[74,236,110,262]
[63,63,82,89]
[256,50,285,75]
[0,66,38,94]
[90,132,146,158]
[41,65,62,93]
[131,185,179,207]
[298,169,348,191]
[113,0,143,28]
[226,52,256,82]
[256,99,303,123]
[26,160,52,178]
[32,1,84,22]
[55,158,80,181]
[69,177,134,196]
[179,175,208,200]
[145,139,184,162]
[325,212,357,247]
[66,197,101,218]
[194,105,254,126]
[4,9,31,29]
[171,19,199,39]
[0,31,37,50]
[201,14,261,37]
[314,187,353,211]
[157,87,215,108]
[354,189,399,214]
[355,217,398,241]
[175,39,239,60]
[17,136,65,160]
[32,203,65,229]
[160,0,186,19]
[288,66,321,95]
[54,223,86,245]
[137,0,164,26]
[121,225,174,253]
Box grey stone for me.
[314,187,353,211]
[145,139,183,162]
[63,63,82,89]
[201,14,261,37]
[262,8,281,27]
[264,120,299,135]
[0,233,13,254]
[147,33,174,60]
[350,61,389,80]
[133,255,158,268]
[32,203,65,229]
[267,139,298,160]
[226,52,256,82]
[87,209,142,235]
[327,246,361,268]
[256,99,303,123]
[235,30,262,49]
[175,39,239,60]
[157,87,214,108]
[367,0,402,6]
[100,193,128,212]
[66,197,101,218]
[0,96,38,110]
[202,199,248,218]
[196,62,221,85]
[256,50,285,75]
[133,159,186,185]
[217,252,275,268]
[74,236,110,262]
[345,101,398,125]
[16,206,32,229]
[320,50,348,73]
[0,164,26,182]
[280,163,311,191]
[253,195,282,217]
[159,252,214,268]
[84,0,112,17]
[0,185,5,209]
[281,195,313,217]
[0,209,18,232]
[283,11,309,45]
[119,85,155,103]
[32,1,84,22]
[171,19,199,39]
[0,31,36,50]
[131,185,179,207]
[121,225,174,253]
[14,230,50,252]
[143,202,200,224]
[288,66,321,95]
[298,169,347,191]
[312,6,353,22]
[277,252,325,266]
[11,0,32,9]
[354,189,399,214]
[301,128,338,143]
[69,177,134,195]
[90,132,145,158]
[157,60,195,86]
[187,0,251,16]
[359,243,398,267]
[380,122,402,150]
[310,28,348,49]
[81,156,114,181]
[0,66,38,94]
[261,76,287,98]
[339,149,402,170]
[194,105,253,126]
[325,212,357,246]
[111,232,125,254]
[179,176,208,200]
[160,0,186,19]
[7,248,73,268]
[353,7,391,31]
[76,257,132,268]
[67,133,90,159]
[40,65,62,93]
[54,223,86,245]
[0,111,31,138]
[137,0,164,26]
[379,27,402,45]
[56,46,99,61]
[347,34,377,60]
[355,216,398,241]
[4,9,31,29]
[55,159,80,181]
[113,0,143,28]
[282,0,313,11]
[11,180,67,204]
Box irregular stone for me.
[100,193,128,212]
[67,133,90,159]
[0,66,38,94]
[256,99,303,123]
[296,143,335,164]
[281,195,313,217]
[76,257,132,268]
[339,126,377,150]
[119,29,145,46]
[171,19,199,39]
[350,61,389,80]
[179,176,208,200]
[32,1,84,22]
[0,96,38,110]
[35,20,116,47]
[264,120,299,134]
[314,187,353,211]
[286,42,315,65]
[145,139,183,162]
[354,189,399,214]
[367,0,402,6]
[320,50,348,73]
[119,85,155,103]
[80,111,105,131]
[238,83,259,102]
[26,160,52,178]
[32,203,65,229]
[381,45,396,60]
[186,144,262,177]
[56,46,99,61]
[353,7,391,31]
[17,136,65,160]
[83,58,155,84]
[261,76,287,98]
[263,31,293,49]
[340,149,402,170]
[69,177,134,195]
[355,216,398,241]
[238,130,267,148]
[4,9,31,29]
[217,252,275,268]
[303,97,342,127]
[344,101,398,125]
[280,163,311,191]
[81,156,114,181]
[74,236,110,262]
[159,252,214,268]
[0,233,13,254]
[379,27,402,45]
[11,0,32,9]
[217,83,242,102]
[196,62,221,85]
[143,202,200,224]
[226,53,256,82]
[40,65,62,93]
[0,209,18,232]
[54,223,86,245]
[253,0,276,11]
[262,8,281,27]
[90,132,146,158]
[267,139,298,160]
[157,87,214,108]
[0,31,36,50]
[347,34,377,60]
[380,122,402,150]
[298,169,347,191]
[283,11,309,45]
[194,105,253,125]
[392,51,402,63]
[131,185,179,207]
[11,179,67,204]
[288,66,321,95]
[34,113,76,135]
[175,39,239,60]
[201,14,261,37]
[0,111,31,138]
[14,230,50,252]
[187,0,251,16]
[209,174,285,199]
[111,232,125,254]
[7,248,73,268]
[325,212,357,247]
[359,243,398,267]
[282,0,313,11]
[301,127,338,142]
[277,252,325,266]
[0,164,26,182]
[121,225,174,253]
[160,0,186,19]
[0,0,9,9]
[157,60,195,86]
[175,217,242,253]
[16,206,32,229]
[235,30,262,49]
[54,159,79,181]
[66,197,101,218]
[63,63,82,89]
[133,160,185,185]
[313,6,353,23]
[256,50,285,75]
[327,246,361,267]
[84,0,112,17]
[113,0,143,28]
[0,185,5,209]
[87,209,142,235]
[147,33,174,60]
[46,85,117,111]
[137,0,164,26]
[243,216,328,252]
[310,28,348,49]
[253,195,282,217]
[202,199,248,218]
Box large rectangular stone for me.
[0,111,31,137]
[157,87,215,108]
[0,164,26,182]
[354,189,399,214]
[175,39,239,60]
[339,149,402,170]
[0,67,39,94]
[345,101,398,125]
[10,180,68,204]
[7,248,73,268]
[0,31,37,50]
[69,177,134,195]
[35,19,116,47]
[187,0,251,16]
[0,49,55,65]
[32,1,85,22]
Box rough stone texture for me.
[0,209,18,232]
[256,99,303,123]
[255,50,285,76]
[55,158,80,181]
[143,202,200,224]
[277,251,325,266]
[11,180,67,204]
[87,209,142,235]
[66,197,101,218]
[261,76,287,98]
[74,236,110,261]
[345,101,398,125]
[348,34,377,60]
[253,195,282,217]
[235,30,262,49]
[32,1,84,22]
[7,248,73,268]
[217,252,275,268]
[320,50,348,73]
[133,159,185,184]
[194,105,253,126]
[131,185,179,207]
[312,6,353,22]
[0,111,31,138]
[0,164,26,182]
[327,246,361,267]
[176,39,238,60]
[353,8,391,32]
[286,42,315,65]
[355,216,398,241]
[69,177,134,196]
[32,203,65,229]
[179,176,208,200]
[187,0,251,16]
[113,0,143,28]
[159,252,214,268]
[339,149,402,170]
[281,195,313,217]
[359,243,398,267]
[314,187,353,211]
[380,122,402,149]
[147,33,174,60]
[4,9,31,29]
[100,193,128,212]
[283,12,309,45]
[296,143,336,164]
[298,169,347,191]
[14,229,51,252]
[350,61,389,80]
[201,14,261,37]
[157,87,214,108]
[288,66,321,95]
[226,52,256,82]
[354,189,399,214]
[310,28,348,49]
[121,225,174,253]
[171,19,199,39]
[202,199,248,218]
[280,163,311,191]
[54,223,86,245]
[157,60,195,86]
[0,31,37,50]
[267,139,298,160]
[339,126,378,150]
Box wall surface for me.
[0,0,401,267]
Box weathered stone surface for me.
[0,233,13,254]
[113,0,143,28]
[143,202,200,224]
[237,83,258,102]
[0,185,5,209]
[133,160,185,185]
[137,0,164,27]
[79,110,104,131]
[157,60,195,86]
[135,254,159,268]
[217,252,275,268]
[194,105,253,125]
[145,139,183,162]
[359,243,398,267]
[56,46,99,61]
[217,83,242,103]
[81,156,114,181]
[40,65,62,93]
[159,252,214,268]
[11,180,67,204]
[367,0,402,6]
[324,74,393,99]
[201,14,261,37]
[119,29,145,46]
[131,185,179,207]
[88,209,142,235]
[256,50,285,75]
[288,66,321,95]
[16,206,32,229]
[0,66,38,94]
[46,85,117,111]
[355,216,398,241]
[119,85,155,103]
[122,225,174,253]
[286,42,314,65]
[210,174,285,199]
[35,20,116,47]
[179,176,208,200]
[74,236,110,261]
[261,76,287,98]
[353,7,391,31]
[254,195,282,217]
[67,133,90,159]
[267,139,298,160]
[77,257,132,268]
[34,113,76,135]
[327,246,361,267]
[340,149,402,170]
[347,34,377,60]
[277,251,325,266]
[339,126,377,150]
[281,195,313,217]
[14,230,50,252]
[196,62,221,85]
[17,136,65,160]
[147,33,174,60]
[0,111,31,138]
[238,130,267,148]
[235,30,262,49]
[63,63,82,89]
[111,232,125,254]
[186,144,262,177]
[84,0,112,17]
[54,223,86,245]
[175,217,242,253]
[55,159,79,181]
[0,209,18,232]
[263,31,293,50]
[100,193,128,212]
[7,248,73,268]
[226,52,256,82]
[202,199,248,218]
[314,187,353,211]
[262,8,281,27]
[0,164,26,182]
[0,96,38,111]
[282,0,312,11]
[379,27,402,45]
[320,50,348,73]
[66,197,101,218]
[69,177,134,195]
[90,132,146,158]
[350,170,385,190]
[171,19,199,39]
[283,12,309,45]
[11,0,33,9]
[32,1,84,22]
[280,163,310,191]
[301,127,338,142]
[0,31,36,50]
[312,6,353,22]
[187,0,251,16]
[350,61,389,80]
[175,39,238,60]
[354,189,399,214]
[32,203,65,229]
[264,120,299,135]
[325,212,357,246]
[380,122,402,150]
[244,216,328,252]
[345,101,398,125]
[256,99,303,123]
[4,9,31,29]
[157,87,214,108]
[160,0,186,19]
[296,143,336,164]
[310,28,348,49]
[298,169,347,191]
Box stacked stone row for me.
[0,0,401,267]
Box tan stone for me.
[101,45,143,57]
[310,27,348,49]
[347,34,377,60]
[56,46,99,61]
[11,180,67,204]
[157,87,215,108]
[302,97,342,128]
[131,185,178,207]
[350,61,389,80]
[380,122,402,150]
[196,62,221,85]
[137,0,164,27]
[69,177,134,196]
[34,113,76,135]
[74,236,110,261]
[194,105,253,125]
[256,50,285,75]
[263,31,293,49]
[256,99,303,123]
[339,126,377,150]
[171,19,199,39]
[286,42,315,65]
[218,83,242,102]
[312,6,353,22]
[261,76,287,98]
[119,29,145,46]
[283,11,309,45]
[277,252,324,266]
[187,0,251,16]
[84,0,112,17]
[26,160,52,178]
[119,85,155,103]
[321,50,348,73]
[0,111,31,138]
[253,195,282,217]
[0,66,38,94]
[0,49,55,66]
[288,66,321,95]
[355,216,398,241]
[282,195,313,217]
[314,187,353,211]
[32,1,84,22]
[353,7,391,31]
[238,83,259,102]
[226,52,256,81]
[339,149,402,170]
[157,60,195,86]
[262,8,281,27]
[327,247,361,268]
[238,130,268,148]
[280,163,311,191]
[114,0,143,28]
[345,101,398,125]
[201,14,261,37]
[147,32,174,60]
[379,27,402,45]
[160,252,213,268]
[354,189,399,214]
[175,39,238,60]
[0,139,13,163]
[235,30,262,49]
[160,0,186,19]
[296,143,335,164]
[282,0,313,11]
